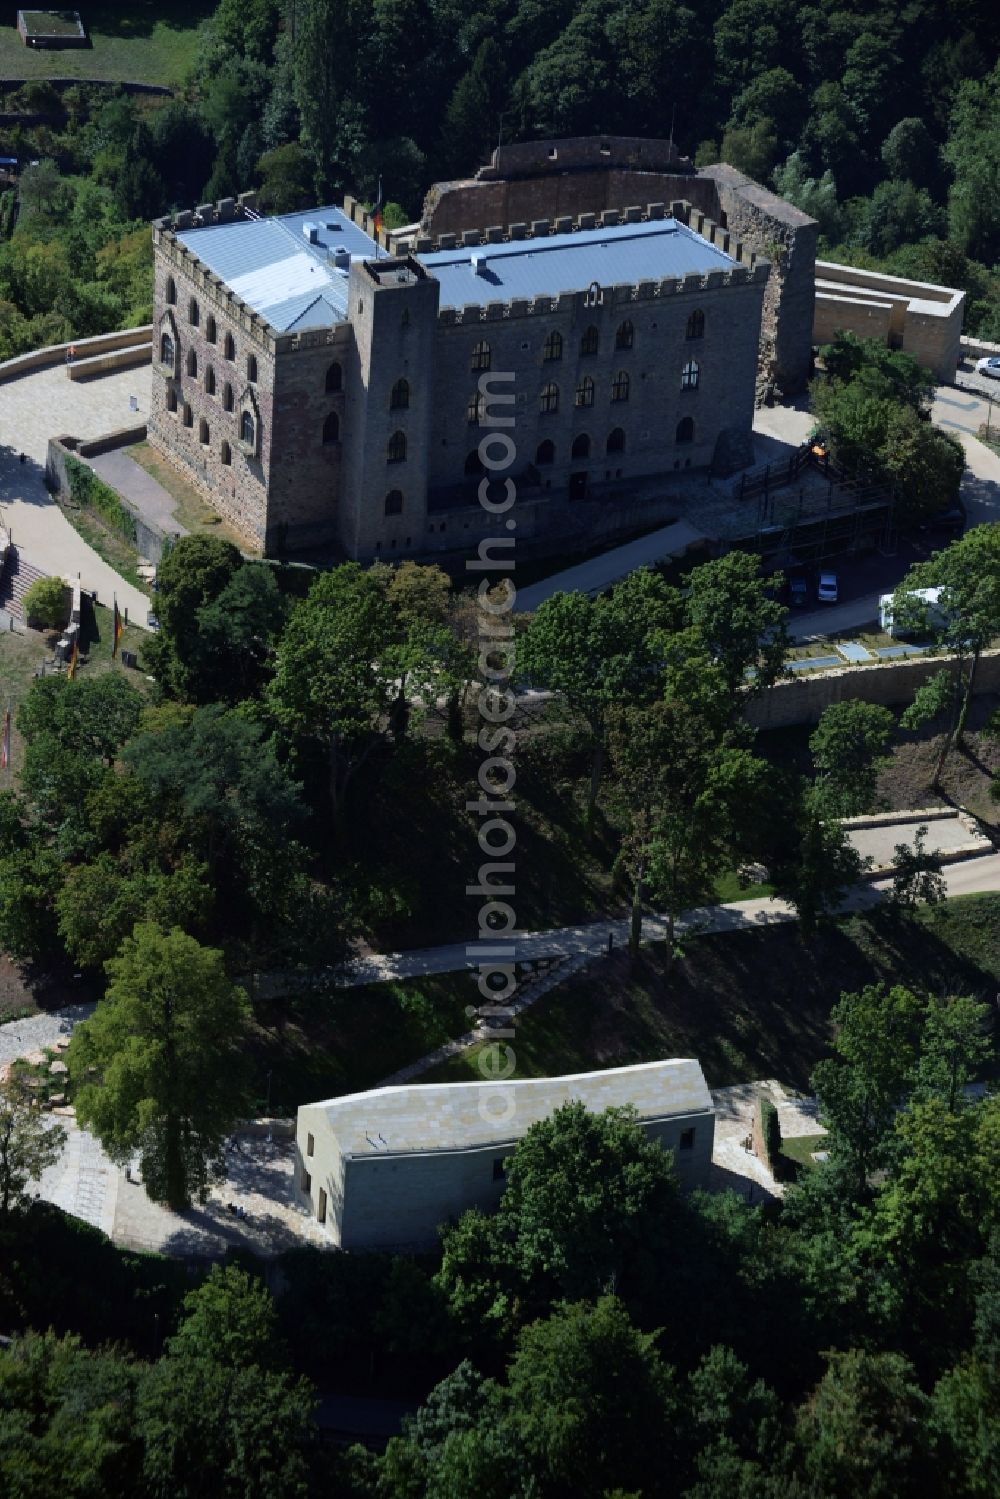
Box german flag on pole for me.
[67,636,79,681]
[0,704,10,772]
[372,177,384,236]
[112,595,124,659]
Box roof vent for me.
[330,246,350,270]
[471,253,489,276]
[302,221,320,244]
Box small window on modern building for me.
[676,416,694,444]
[571,432,591,459]
[390,377,409,410]
[540,381,559,414]
[223,382,234,412]
[492,1157,507,1182]
[224,332,235,361]
[165,276,176,305]
[205,365,216,396]
[580,325,599,356]
[680,359,700,391]
[159,332,174,366]
[317,1187,327,1223]
[220,439,231,465]
[325,360,342,393]
[543,330,563,362]
[607,427,625,454]
[199,417,209,445]
[384,489,403,516]
[205,315,217,344]
[464,449,484,476]
[611,370,630,402]
[387,429,406,463]
[471,339,491,372]
[302,1169,311,1193]
[246,353,258,384]
[615,319,634,349]
[467,391,485,424]
[535,439,555,465]
[575,375,595,408]
[186,349,198,378]
[323,411,340,445]
[679,1127,696,1150]
[686,309,705,340]
[306,1133,314,1157]
[240,410,255,446]
[183,402,193,428]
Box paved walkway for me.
[847,812,991,869]
[0,362,152,625]
[89,448,187,539]
[513,519,705,613]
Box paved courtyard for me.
[0,362,152,624]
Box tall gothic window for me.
[680,360,700,390]
[611,370,630,402]
[580,325,599,356]
[326,361,342,392]
[387,429,407,463]
[686,309,705,339]
[543,330,563,361]
[575,375,595,408]
[390,377,409,409]
[615,319,634,349]
[540,382,559,414]
[471,339,491,371]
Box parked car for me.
[817,571,839,604]
[789,575,809,607]
[146,611,160,631]
[976,356,1000,380]
[927,500,966,534]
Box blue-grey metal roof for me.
[175,206,379,331]
[418,219,736,309]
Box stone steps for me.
[0,546,49,617]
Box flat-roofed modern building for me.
[149,188,767,561]
[296,1059,715,1251]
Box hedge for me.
[64,453,137,545]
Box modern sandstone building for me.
[295,1059,716,1251]
[149,146,781,561]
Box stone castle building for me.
[148,138,806,561]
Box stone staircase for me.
[0,546,49,618]
[375,948,602,1087]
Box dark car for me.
[928,500,966,535]
[789,576,809,606]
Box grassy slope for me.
[0,3,214,86]
[419,895,1000,1090]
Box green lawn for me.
[0,3,214,86]
[418,895,1000,1090]
[128,441,249,550]
[55,498,152,596]
[779,1133,828,1176]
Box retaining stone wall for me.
[748,648,1000,730]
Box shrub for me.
[759,1097,785,1178]
[22,575,68,630]
[63,455,137,545]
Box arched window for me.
[575,375,595,408]
[611,370,630,402]
[240,410,255,446]
[686,309,705,340]
[467,391,484,424]
[183,403,193,429]
[186,349,197,378]
[166,386,177,413]
[206,316,217,344]
[580,325,599,356]
[224,332,235,361]
[205,365,216,396]
[384,489,403,516]
[325,361,342,393]
[223,382,234,413]
[199,417,210,446]
[159,332,174,366]
[471,339,491,372]
[464,449,484,476]
[535,439,555,465]
[540,382,559,414]
[681,360,700,391]
[188,298,199,327]
[543,330,563,362]
[676,416,694,444]
[571,433,591,460]
[607,427,625,454]
[387,430,406,463]
[246,353,258,384]
[165,276,176,306]
[221,440,232,466]
[616,320,634,349]
[390,377,409,410]
[323,411,340,445]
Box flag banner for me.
[112,597,124,659]
[0,706,10,771]
[372,177,384,236]
[67,637,79,681]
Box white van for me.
[878,586,946,639]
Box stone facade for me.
[150,171,768,562]
[814,261,964,381]
[411,141,818,396]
